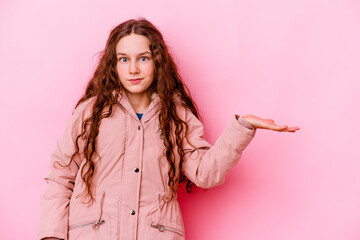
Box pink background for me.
[1,0,360,239]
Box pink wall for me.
[1,0,360,239]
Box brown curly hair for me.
[55,18,199,205]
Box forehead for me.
[115,34,151,54]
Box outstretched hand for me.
[243,114,300,132]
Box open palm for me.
[243,114,300,132]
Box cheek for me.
[144,63,154,75]
[116,64,126,77]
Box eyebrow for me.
[116,51,152,56]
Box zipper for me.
[69,219,105,230]
[151,223,183,236]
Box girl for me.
[38,18,299,240]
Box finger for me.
[288,126,300,132]
[271,125,288,131]
[280,126,300,132]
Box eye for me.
[139,56,148,62]
[119,57,128,63]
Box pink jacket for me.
[38,91,256,240]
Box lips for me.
[129,78,143,83]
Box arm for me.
[180,109,300,189]
[38,100,93,240]
[181,109,256,189]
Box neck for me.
[124,91,151,114]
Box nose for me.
[129,60,140,75]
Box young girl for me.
[38,18,299,240]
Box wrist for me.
[236,114,256,130]
[242,114,251,120]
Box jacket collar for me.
[113,89,161,122]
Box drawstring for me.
[156,193,161,224]
[122,113,127,158]
[151,194,184,236]
[92,191,105,230]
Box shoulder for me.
[70,97,97,124]
[56,97,97,146]
[171,92,200,125]
[172,92,187,119]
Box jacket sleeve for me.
[181,109,256,189]
[38,100,92,240]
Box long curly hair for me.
[55,18,199,204]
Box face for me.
[115,33,154,99]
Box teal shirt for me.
[136,113,143,120]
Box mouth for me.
[128,78,143,83]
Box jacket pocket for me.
[144,194,185,240]
[68,213,112,240]
[69,217,105,231]
[68,192,116,240]
[146,218,184,240]
[150,223,184,236]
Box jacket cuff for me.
[38,231,66,240]
[235,114,256,131]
